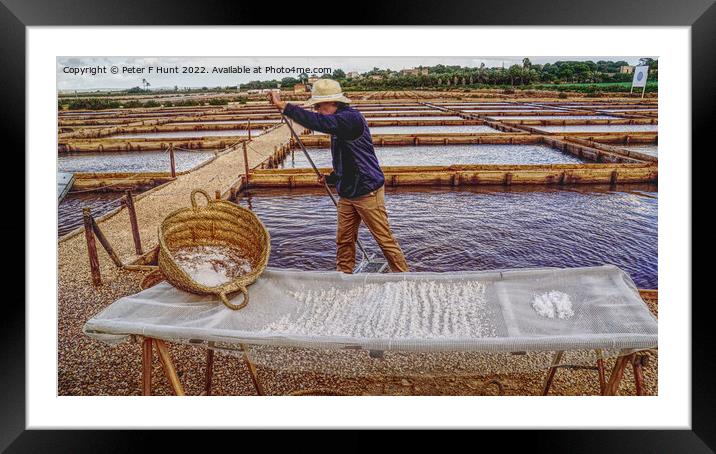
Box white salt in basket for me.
[158,189,271,310]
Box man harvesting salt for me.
[268,79,409,274]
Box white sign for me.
[632,65,649,88]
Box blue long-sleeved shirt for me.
[283,103,385,198]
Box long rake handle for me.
[281,114,371,261]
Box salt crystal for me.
[260,279,497,339]
[531,291,574,319]
[172,245,253,287]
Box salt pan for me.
[172,245,253,287]
[531,291,574,319]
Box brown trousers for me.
[336,185,409,273]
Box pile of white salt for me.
[260,279,497,339]
[172,245,253,287]
[530,291,574,319]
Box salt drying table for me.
[84,264,658,396]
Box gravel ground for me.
[58,111,658,397]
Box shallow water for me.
[461,109,544,113]
[364,116,464,121]
[533,125,658,133]
[594,108,658,112]
[58,191,127,237]
[487,115,618,120]
[356,109,440,114]
[237,184,658,289]
[555,105,656,110]
[110,129,265,139]
[58,150,216,173]
[62,111,199,119]
[358,106,433,111]
[369,125,502,134]
[437,103,522,108]
[165,119,282,125]
[279,144,586,168]
[312,125,503,135]
[59,110,122,116]
[459,106,541,110]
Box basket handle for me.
[218,287,249,311]
[191,189,213,209]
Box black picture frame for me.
[5,0,714,449]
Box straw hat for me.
[305,79,352,106]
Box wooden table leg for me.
[597,358,607,395]
[142,337,153,396]
[154,339,186,396]
[541,351,564,395]
[595,349,607,395]
[204,347,215,396]
[604,353,635,396]
[240,343,265,396]
[632,355,645,396]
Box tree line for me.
[239,58,658,91]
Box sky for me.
[57,56,655,91]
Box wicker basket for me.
[140,268,165,290]
[158,189,270,310]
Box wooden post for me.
[610,170,619,185]
[247,118,252,140]
[242,142,251,187]
[82,208,102,286]
[241,343,265,396]
[169,143,176,178]
[541,350,564,395]
[154,339,186,396]
[595,350,607,395]
[604,353,634,395]
[632,355,645,396]
[124,190,143,255]
[597,358,607,395]
[204,347,215,396]
[142,338,153,396]
[90,217,123,267]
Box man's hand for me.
[318,174,327,185]
[267,91,286,112]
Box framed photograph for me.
[8,0,714,448]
